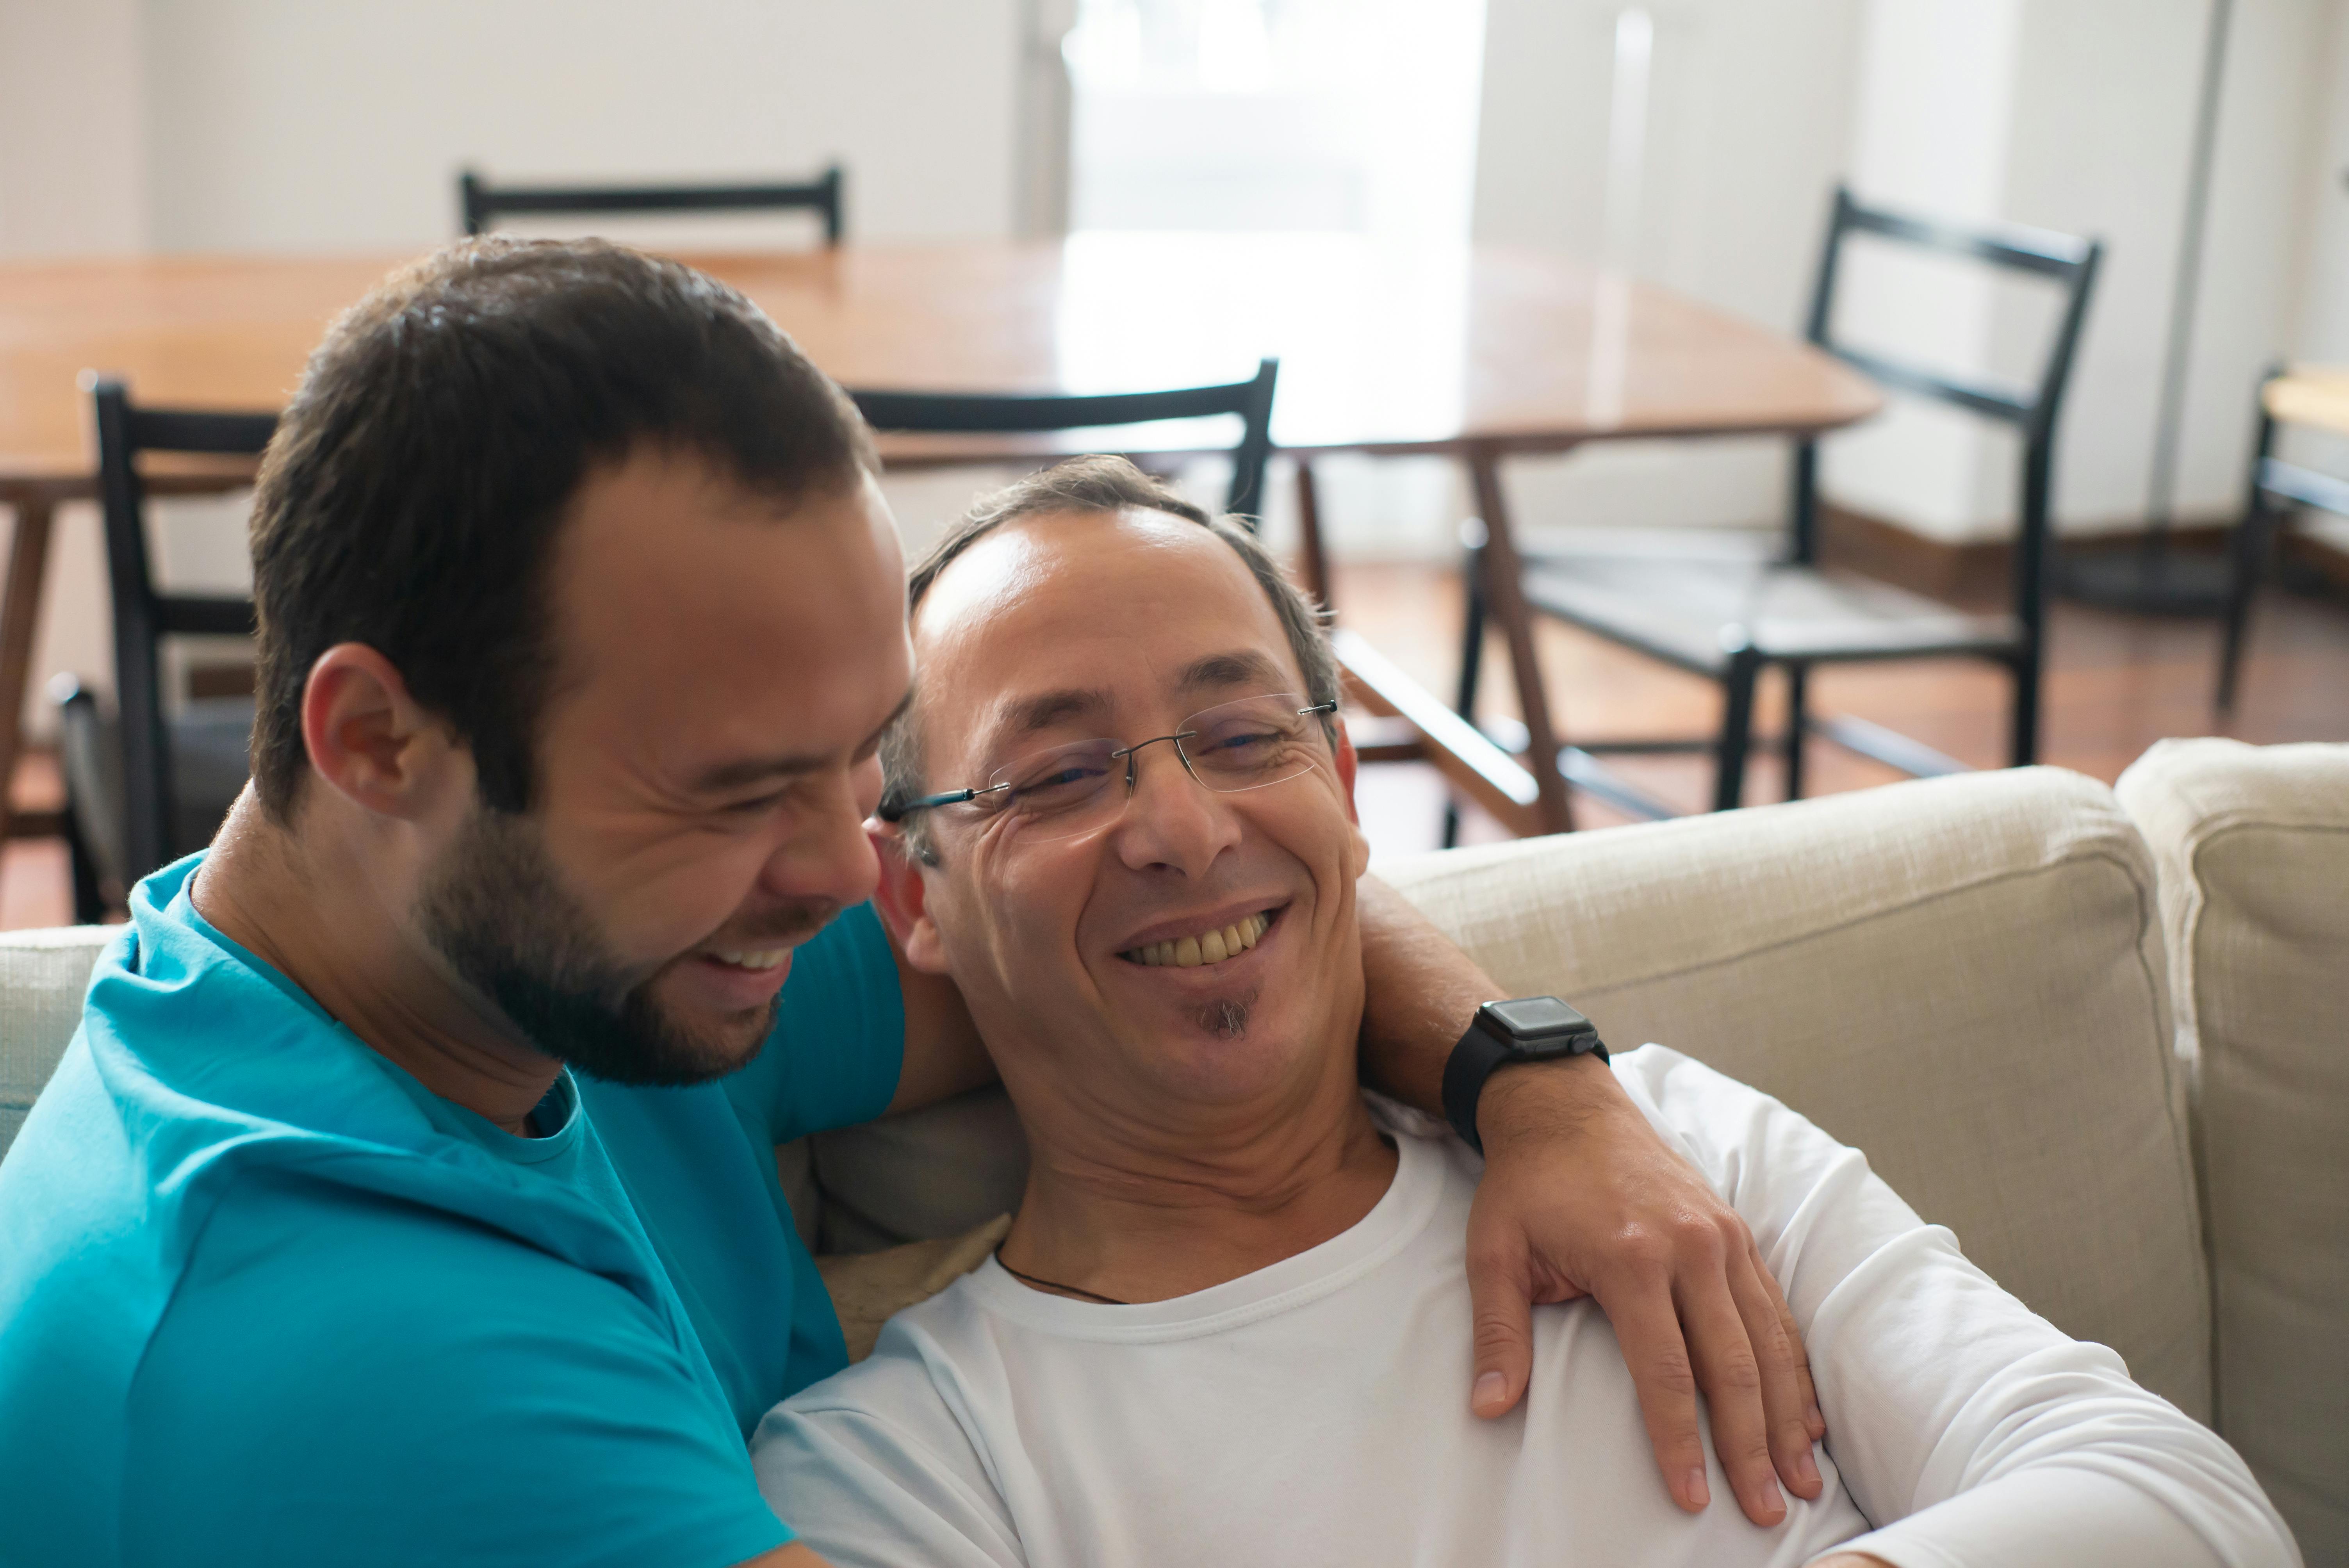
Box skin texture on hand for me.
[1471,1059,1827,1525]
[1353,877,1825,1528]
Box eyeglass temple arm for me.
[878,784,1005,823]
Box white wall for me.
[140,0,1024,252]
[1471,0,1868,539]
[1834,0,2335,543]
[0,0,148,257]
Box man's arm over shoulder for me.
[1618,1048,2298,1568]
[126,1173,797,1568]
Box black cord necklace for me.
[994,1247,1130,1306]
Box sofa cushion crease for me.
[2118,737,2349,1564]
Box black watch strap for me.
[1441,997,1608,1155]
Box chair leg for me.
[1454,538,1488,720]
[64,802,106,925]
[2218,405,2280,715]
[2008,641,2041,768]
[1783,663,1809,801]
[1714,649,1763,812]
[2216,493,2275,714]
[1294,458,1334,617]
[1442,536,1491,850]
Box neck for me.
[192,791,561,1136]
[996,1049,1398,1305]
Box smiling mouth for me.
[705,947,791,971]
[1120,909,1275,968]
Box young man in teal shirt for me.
[0,241,1826,1567]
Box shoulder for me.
[753,1281,1016,1560]
[747,1286,1014,1568]
[139,1165,711,1431]
[127,1170,787,1567]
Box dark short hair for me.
[882,455,1336,863]
[247,237,877,820]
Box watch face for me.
[1485,996,1592,1041]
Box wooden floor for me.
[1338,558,2349,856]
[5,561,2345,925]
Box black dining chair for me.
[86,380,273,897]
[458,165,846,244]
[1453,186,2101,825]
[846,358,1280,522]
[2216,366,2349,710]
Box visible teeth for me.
[712,948,789,971]
[1123,912,1271,968]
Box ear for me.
[1333,717,1372,874]
[868,825,951,975]
[1333,717,1362,827]
[299,643,463,820]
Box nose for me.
[1109,738,1240,877]
[760,764,881,909]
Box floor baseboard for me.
[1816,503,2349,606]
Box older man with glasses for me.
[748,456,2292,1568]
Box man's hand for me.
[1351,877,1825,1527]
[1467,1056,1826,1526]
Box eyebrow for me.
[995,686,1114,742]
[1176,649,1289,695]
[688,686,914,794]
[977,650,1291,753]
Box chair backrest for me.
[458,165,846,244]
[89,380,276,887]
[1792,186,2102,641]
[847,358,1281,522]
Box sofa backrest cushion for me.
[1375,766,2208,1421]
[2119,737,2349,1559]
[0,927,116,1159]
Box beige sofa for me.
[3,742,2341,1561]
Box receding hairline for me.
[910,501,1252,633]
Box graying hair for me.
[882,455,1338,864]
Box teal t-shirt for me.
[0,854,906,1568]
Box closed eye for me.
[716,787,793,819]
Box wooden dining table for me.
[0,232,1880,845]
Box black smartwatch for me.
[1441,996,1609,1155]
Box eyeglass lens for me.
[978,693,1330,844]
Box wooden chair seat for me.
[2263,367,2349,438]
[1519,530,2021,674]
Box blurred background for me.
[2,0,2344,917]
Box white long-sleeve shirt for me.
[751,1046,2296,1568]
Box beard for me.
[416,804,819,1087]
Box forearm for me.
[1843,1467,2242,1568]
[1689,1060,2295,1568]
[1355,873,1634,1140]
[1352,874,1486,1111]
